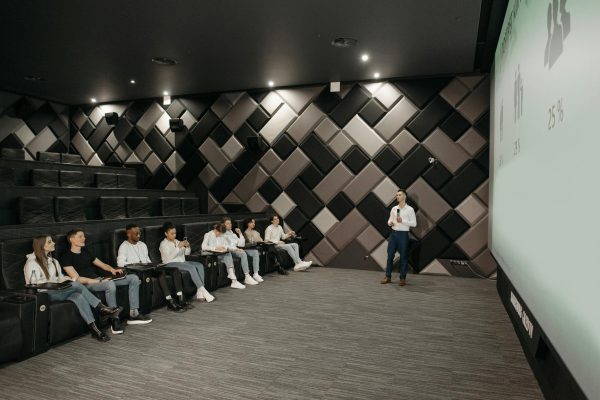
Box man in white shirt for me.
[264,214,311,272]
[382,189,417,286]
[117,223,186,312]
[222,217,261,285]
[201,223,245,289]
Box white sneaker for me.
[230,280,246,289]
[302,261,313,268]
[200,286,215,303]
[253,273,264,283]
[227,273,237,280]
[293,263,309,272]
[244,275,259,285]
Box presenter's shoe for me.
[399,278,407,286]
[380,276,391,284]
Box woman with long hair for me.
[24,235,121,342]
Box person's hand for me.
[278,241,285,244]
[388,221,394,227]
[396,216,402,223]
[177,241,186,248]
[289,230,296,237]
[183,240,190,248]
[235,228,242,235]
[215,246,226,252]
[110,268,119,276]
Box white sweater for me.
[264,224,291,242]
[23,253,70,285]
[117,240,152,267]
[159,239,191,263]
[202,230,234,251]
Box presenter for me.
[381,189,416,286]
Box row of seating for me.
[18,196,201,224]
[0,168,138,189]
[0,148,82,164]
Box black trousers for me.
[152,268,184,298]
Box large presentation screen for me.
[491,0,600,396]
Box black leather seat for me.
[182,222,229,290]
[37,151,61,163]
[31,169,59,187]
[95,172,118,188]
[60,153,82,164]
[59,170,83,187]
[0,148,25,160]
[181,198,200,215]
[161,197,181,216]
[127,197,150,218]
[118,174,137,189]
[19,196,55,224]
[0,167,14,187]
[99,197,126,219]
[0,313,23,363]
[54,197,86,222]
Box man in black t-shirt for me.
[61,229,152,335]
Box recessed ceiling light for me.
[152,57,178,66]
[163,91,169,96]
[91,98,97,103]
[373,72,380,79]
[361,54,369,62]
[331,37,358,48]
[130,79,136,84]
[268,81,274,87]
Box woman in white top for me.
[201,223,245,289]
[24,235,121,342]
[264,214,312,271]
[159,222,214,303]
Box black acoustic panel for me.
[233,150,261,175]
[389,145,432,189]
[60,170,83,188]
[12,97,37,118]
[422,163,452,190]
[118,174,137,189]
[440,162,487,207]
[145,165,172,190]
[31,169,59,187]
[234,122,258,146]
[313,88,341,114]
[54,197,86,222]
[437,211,469,241]
[327,192,354,222]
[356,193,390,238]
[297,222,323,254]
[23,103,56,134]
[329,85,370,127]
[99,197,126,220]
[406,96,453,141]
[96,142,113,162]
[180,96,215,119]
[394,77,451,109]
[440,111,471,140]
[176,151,207,186]
[247,106,270,131]
[439,244,469,260]
[46,141,68,154]
[0,167,14,186]
[106,153,122,166]
[249,90,269,103]
[284,207,309,232]
[19,196,54,224]
[210,165,244,202]
[359,99,387,126]
[0,134,22,148]
[49,117,69,140]
[146,128,173,161]
[127,197,151,218]
[80,120,94,139]
[124,127,144,150]
[61,153,82,164]
[125,101,153,123]
[272,133,296,159]
[181,198,200,215]
[474,111,490,138]
[300,134,337,174]
[80,105,95,116]
[285,178,324,219]
[222,204,250,213]
[190,109,219,147]
[37,151,60,162]
[475,146,489,173]
[87,119,113,150]
[210,123,232,147]
[258,178,283,203]
[408,228,451,271]
[342,146,370,175]
[373,146,401,174]
[175,133,197,160]
[299,164,324,190]
[96,172,118,188]
[166,99,186,118]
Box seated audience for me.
[24,235,121,342]
[243,217,287,275]
[61,228,152,335]
[222,217,261,285]
[201,223,245,289]
[159,222,215,303]
[264,214,312,271]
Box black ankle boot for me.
[88,322,110,342]
[278,266,288,275]
[178,294,194,310]
[96,303,122,319]
[167,298,186,312]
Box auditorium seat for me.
[59,170,83,188]
[118,174,137,189]
[37,151,60,163]
[161,197,182,216]
[18,196,54,224]
[181,197,200,215]
[95,172,118,188]
[99,197,126,219]
[0,238,31,289]
[54,197,86,222]
[127,197,150,218]
[60,153,82,164]
[0,148,25,160]
[182,222,228,289]
[0,167,15,186]
[31,169,59,187]
[0,314,22,363]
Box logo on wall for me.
[514,65,523,123]
[544,0,571,68]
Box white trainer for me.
[200,286,215,303]
[293,263,309,272]
[302,261,313,267]
[244,275,259,285]
[253,273,264,283]
[230,280,246,289]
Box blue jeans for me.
[231,250,250,274]
[86,274,140,311]
[166,261,205,289]
[244,249,260,274]
[386,231,409,279]
[47,281,99,324]
[276,243,301,264]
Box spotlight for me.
[163,91,169,96]
[373,72,380,79]
[130,79,136,84]
[91,98,97,103]
[268,81,274,87]
[361,54,369,62]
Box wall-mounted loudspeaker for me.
[105,112,119,125]
[246,136,263,152]
[169,118,184,132]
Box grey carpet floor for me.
[0,268,543,400]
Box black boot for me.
[96,303,122,319]
[178,294,194,310]
[89,322,110,342]
[167,298,186,312]
[278,266,288,275]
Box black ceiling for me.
[0,0,507,105]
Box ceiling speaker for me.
[169,118,184,132]
[105,112,119,125]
